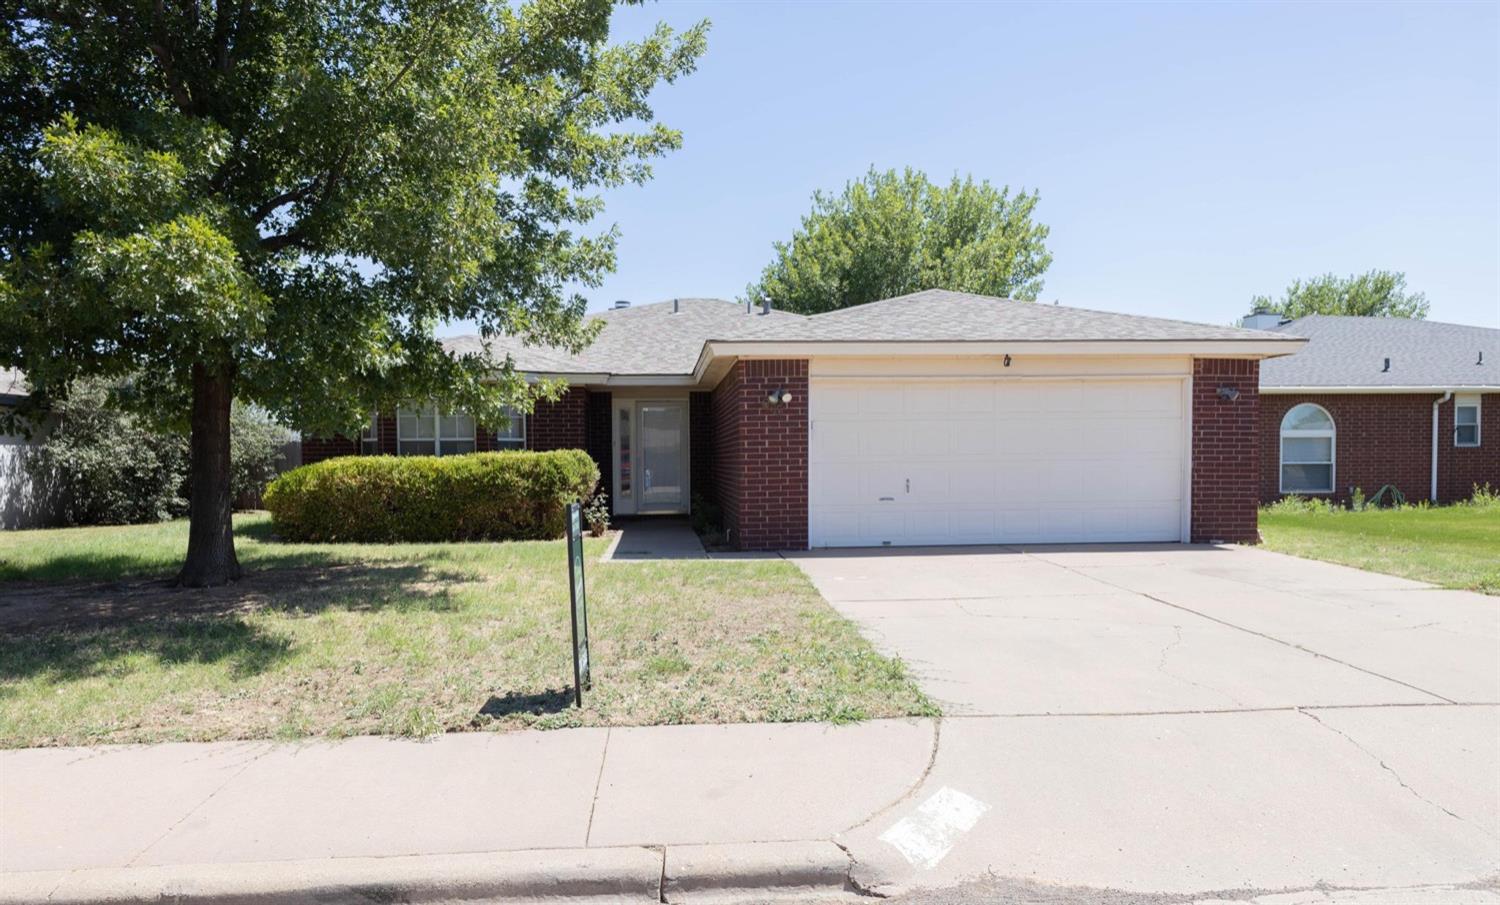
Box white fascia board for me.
[1260,385,1500,394]
[702,338,1302,363]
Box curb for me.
[0,847,664,905]
[663,841,856,903]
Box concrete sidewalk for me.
[1,719,932,902]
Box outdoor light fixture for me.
[1217,385,1241,402]
[1003,354,1012,367]
[766,388,794,405]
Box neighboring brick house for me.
[1250,313,1498,505]
[304,290,1305,550]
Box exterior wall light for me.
[1003,354,1011,367]
[1217,385,1241,402]
[766,388,794,405]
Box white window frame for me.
[494,405,526,450]
[396,406,476,457]
[1454,395,1481,448]
[359,413,380,455]
[1280,403,1336,494]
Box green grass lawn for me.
[0,514,935,748]
[1259,503,1500,594]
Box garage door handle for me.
[878,496,895,502]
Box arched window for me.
[1280,403,1335,494]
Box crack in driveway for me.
[1298,708,1497,840]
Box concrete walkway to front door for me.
[604,517,707,560]
[786,543,1500,898]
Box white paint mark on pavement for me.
[878,786,990,870]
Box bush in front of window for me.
[263,450,599,542]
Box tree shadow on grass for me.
[0,561,476,684]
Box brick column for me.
[1191,358,1260,544]
[711,360,808,550]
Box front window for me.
[1455,397,1481,448]
[494,405,526,450]
[359,413,379,454]
[397,406,475,456]
[1280,403,1335,494]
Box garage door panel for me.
[859,386,904,415]
[908,421,956,458]
[814,420,862,461]
[859,424,906,458]
[810,377,1185,547]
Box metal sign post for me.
[566,502,591,706]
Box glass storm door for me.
[638,402,686,511]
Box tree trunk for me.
[176,363,242,587]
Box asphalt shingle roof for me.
[441,290,1297,377]
[1259,315,1499,389]
[732,289,1298,343]
[442,297,807,376]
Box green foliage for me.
[1465,484,1500,509]
[1262,495,1339,515]
[746,167,1052,314]
[1251,270,1429,320]
[21,380,294,525]
[583,485,611,537]
[1,0,707,449]
[24,379,192,525]
[230,404,294,502]
[264,451,600,542]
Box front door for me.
[615,400,688,514]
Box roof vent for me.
[1240,309,1285,330]
[761,297,771,316]
[672,298,680,314]
[613,299,630,310]
[1382,357,1391,372]
[1479,350,1485,366]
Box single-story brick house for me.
[304,290,1306,549]
[1250,313,1498,505]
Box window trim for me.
[1454,396,1481,448]
[494,405,526,450]
[359,412,380,455]
[1279,403,1336,495]
[396,406,477,457]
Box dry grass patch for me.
[0,514,935,747]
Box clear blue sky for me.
[495,0,1500,329]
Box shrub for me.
[21,379,297,525]
[230,403,296,505]
[264,450,600,542]
[23,377,190,525]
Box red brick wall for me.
[301,434,358,464]
[1441,393,1499,501]
[1191,359,1260,544]
[1260,392,1499,505]
[710,360,809,550]
[526,389,588,452]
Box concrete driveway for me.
[788,544,1500,900]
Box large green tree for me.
[1,1,706,585]
[1252,270,1429,319]
[746,167,1052,314]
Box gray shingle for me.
[441,290,1298,377]
[1259,315,1499,389]
[442,298,806,376]
[728,288,1300,344]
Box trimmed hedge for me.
[264,450,599,543]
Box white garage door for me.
[809,377,1187,547]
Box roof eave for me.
[1260,384,1500,394]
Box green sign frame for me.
[566,502,590,706]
